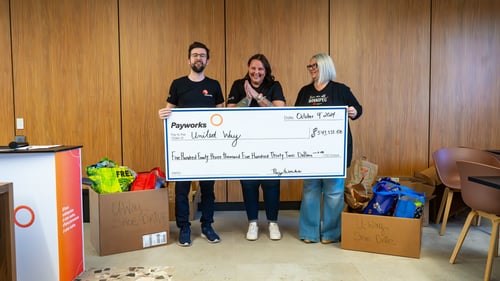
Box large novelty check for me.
[163,106,347,181]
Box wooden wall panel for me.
[226,0,329,105]
[119,0,227,201]
[225,0,329,201]
[430,0,500,157]
[331,0,431,176]
[0,0,14,144]
[4,0,498,204]
[10,0,121,170]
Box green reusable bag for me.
[86,158,135,194]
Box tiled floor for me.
[82,210,499,281]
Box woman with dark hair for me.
[227,54,286,241]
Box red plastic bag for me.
[131,167,166,191]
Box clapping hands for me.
[244,80,260,101]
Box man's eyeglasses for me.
[191,53,207,58]
[306,63,318,70]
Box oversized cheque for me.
[163,106,348,181]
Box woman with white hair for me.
[295,53,363,244]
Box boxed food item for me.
[89,188,169,256]
[341,211,422,258]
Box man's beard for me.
[190,62,206,73]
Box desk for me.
[468,176,500,190]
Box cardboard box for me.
[89,188,169,256]
[341,211,422,258]
[168,182,201,221]
[398,177,435,197]
[414,166,442,186]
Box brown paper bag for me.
[348,157,378,190]
[344,157,378,212]
[344,180,372,211]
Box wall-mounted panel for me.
[331,0,431,175]
[225,0,329,201]
[119,0,226,200]
[10,0,121,169]
[0,0,14,144]
[430,0,500,156]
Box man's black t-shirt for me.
[167,76,224,108]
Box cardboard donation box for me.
[168,182,201,221]
[89,188,169,256]
[341,211,422,258]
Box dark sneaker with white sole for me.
[201,225,221,243]
[178,226,192,247]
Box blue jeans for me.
[299,178,344,242]
[175,181,215,229]
[241,180,280,222]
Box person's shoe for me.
[268,222,282,240]
[178,226,191,247]
[302,238,320,243]
[246,222,259,241]
[321,236,340,244]
[201,225,221,243]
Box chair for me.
[433,147,500,236]
[450,160,500,281]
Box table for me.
[468,176,500,190]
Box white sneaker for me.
[246,222,259,241]
[269,222,282,240]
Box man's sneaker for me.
[201,225,221,243]
[246,222,259,241]
[178,226,191,247]
[269,222,282,240]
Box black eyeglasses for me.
[191,53,207,58]
[306,63,318,70]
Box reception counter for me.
[0,146,83,281]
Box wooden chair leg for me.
[436,187,449,224]
[484,219,500,281]
[440,190,455,236]
[472,216,481,226]
[494,222,499,257]
[450,210,476,264]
